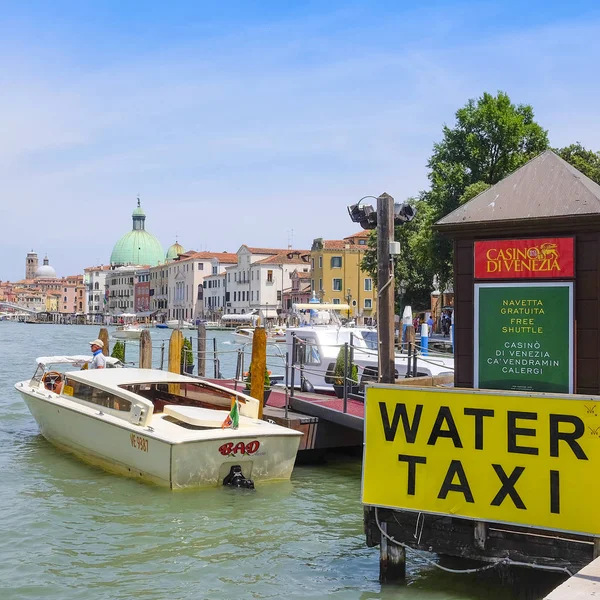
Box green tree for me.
[111,341,125,362]
[555,142,600,184]
[419,90,549,289]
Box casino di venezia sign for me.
[474,237,574,279]
[473,238,575,394]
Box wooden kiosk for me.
[363,151,600,581]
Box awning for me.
[136,310,157,318]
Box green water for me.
[0,323,566,599]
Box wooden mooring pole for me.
[139,329,152,368]
[168,329,183,374]
[376,193,395,384]
[249,327,267,420]
[98,328,110,356]
[197,323,206,377]
[379,521,406,583]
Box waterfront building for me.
[110,199,164,267]
[225,246,311,323]
[166,251,236,321]
[281,269,312,316]
[14,288,46,312]
[134,269,151,314]
[58,275,85,316]
[202,254,239,320]
[84,265,110,323]
[149,263,169,321]
[309,231,374,322]
[106,266,142,315]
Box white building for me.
[84,265,110,323]
[166,251,237,321]
[106,266,141,315]
[225,246,310,322]
[203,254,238,320]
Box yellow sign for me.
[362,385,600,536]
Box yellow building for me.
[310,231,375,321]
[45,292,60,312]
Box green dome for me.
[110,230,165,267]
[110,200,165,267]
[166,241,185,261]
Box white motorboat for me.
[285,304,454,392]
[232,327,287,344]
[113,324,144,340]
[166,319,196,330]
[15,357,303,489]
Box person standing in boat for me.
[89,339,106,369]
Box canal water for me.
[0,322,565,599]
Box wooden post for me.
[249,327,267,419]
[168,329,183,374]
[594,537,600,559]
[98,328,110,356]
[474,521,488,550]
[377,193,395,384]
[198,323,206,377]
[139,329,152,368]
[379,520,406,583]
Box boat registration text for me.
[130,433,149,452]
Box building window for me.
[333,298,340,304]
[331,256,342,268]
[311,258,315,269]
[364,298,372,309]
[319,278,322,291]
[234,292,237,301]
[364,278,373,291]
[277,290,281,301]
[267,270,273,283]
[333,279,342,291]
[359,239,366,245]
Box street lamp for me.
[346,193,417,384]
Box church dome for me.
[35,256,57,279]
[110,200,165,267]
[166,241,185,261]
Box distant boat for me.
[156,323,168,329]
[113,324,144,339]
[166,320,195,330]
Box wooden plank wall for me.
[453,233,600,394]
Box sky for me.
[1,0,600,281]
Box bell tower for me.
[26,250,38,280]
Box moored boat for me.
[15,358,303,489]
[286,303,454,392]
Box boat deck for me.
[205,379,365,431]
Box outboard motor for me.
[223,465,255,489]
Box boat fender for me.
[223,465,255,489]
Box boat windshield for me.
[30,364,45,386]
[361,331,378,350]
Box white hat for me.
[89,339,104,349]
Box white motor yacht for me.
[15,357,303,489]
[286,303,454,392]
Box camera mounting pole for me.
[376,193,395,384]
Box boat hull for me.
[113,329,143,340]
[18,389,300,489]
